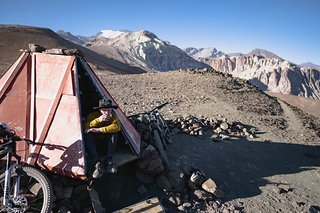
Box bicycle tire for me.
[156,128,167,150]
[0,166,53,213]
[153,130,170,168]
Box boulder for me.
[201,178,224,198]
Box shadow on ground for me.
[82,134,320,211]
[167,134,320,201]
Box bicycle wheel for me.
[0,166,53,213]
[153,130,170,168]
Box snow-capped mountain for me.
[86,30,210,71]
[58,29,210,72]
[200,53,320,99]
[184,47,225,59]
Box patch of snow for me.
[99,30,126,39]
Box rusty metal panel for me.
[32,53,74,143]
[0,54,31,161]
[0,53,28,94]
[37,95,85,179]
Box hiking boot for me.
[106,160,117,174]
[93,161,105,179]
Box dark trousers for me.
[84,132,118,163]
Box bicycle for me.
[129,102,172,168]
[0,123,53,213]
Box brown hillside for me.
[0,25,145,75]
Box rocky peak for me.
[246,48,282,60]
[200,54,320,99]
[184,47,225,59]
[299,62,320,70]
[87,29,209,72]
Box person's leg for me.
[106,133,118,160]
[106,133,118,173]
[84,132,99,163]
[85,132,105,178]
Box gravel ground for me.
[96,69,320,212]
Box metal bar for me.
[3,152,12,207]
[30,53,36,142]
[0,53,29,99]
[74,59,87,176]
[28,57,75,165]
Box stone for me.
[243,128,248,133]
[273,186,281,194]
[28,43,46,52]
[220,134,230,140]
[72,184,87,197]
[177,205,184,211]
[220,122,229,130]
[249,128,257,134]
[135,169,154,184]
[193,123,200,128]
[168,195,182,206]
[214,127,222,134]
[45,48,64,55]
[156,175,172,191]
[136,185,149,199]
[192,189,214,201]
[63,48,82,56]
[198,130,203,136]
[167,171,186,192]
[249,134,254,139]
[182,202,192,208]
[62,187,73,199]
[202,178,224,198]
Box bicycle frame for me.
[0,139,22,208]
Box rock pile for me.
[48,173,93,213]
[153,166,244,212]
[171,115,257,141]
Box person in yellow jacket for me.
[84,98,121,178]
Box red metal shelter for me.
[0,52,141,179]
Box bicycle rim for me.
[0,167,52,213]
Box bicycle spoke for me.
[28,206,42,212]
[28,195,44,204]
[25,179,36,193]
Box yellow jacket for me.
[84,111,121,133]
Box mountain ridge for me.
[0,25,146,75]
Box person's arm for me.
[100,116,121,133]
[84,112,101,129]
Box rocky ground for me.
[96,69,320,212]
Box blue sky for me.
[1,0,319,64]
